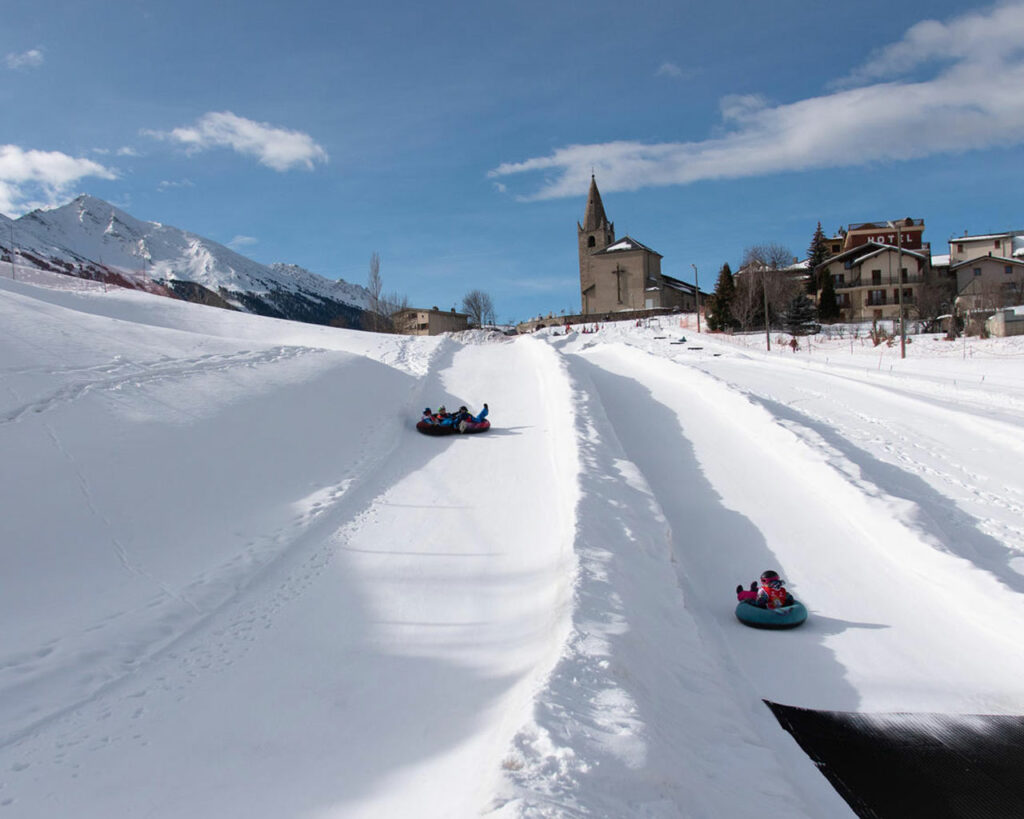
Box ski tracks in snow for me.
[500,334,1024,816]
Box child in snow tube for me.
[452,403,488,431]
[736,570,794,609]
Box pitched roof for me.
[814,241,926,270]
[661,273,703,296]
[592,235,662,257]
[950,255,1024,271]
[580,175,609,232]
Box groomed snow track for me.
[4,275,1024,818]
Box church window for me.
[588,235,595,248]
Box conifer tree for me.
[806,222,829,295]
[818,267,840,322]
[784,292,819,335]
[706,262,736,331]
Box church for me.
[577,176,698,315]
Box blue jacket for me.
[454,405,488,425]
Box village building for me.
[947,230,1024,314]
[837,219,928,254]
[816,242,929,323]
[393,306,470,336]
[577,176,699,315]
[814,218,937,323]
[986,305,1024,337]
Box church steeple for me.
[578,175,616,313]
[578,174,615,254]
[580,174,609,232]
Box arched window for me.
[587,235,596,248]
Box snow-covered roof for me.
[953,231,1023,242]
[932,254,950,267]
[839,244,927,267]
[661,273,702,295]
[594,235,661,256]
[950,255,1024,271]
[952,232,1024,258]
[815,240,924,269]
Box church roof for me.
[581,175,609,232]
[592,235,662,257]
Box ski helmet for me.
[459,406,467,413]
[760,570,780,583]
[424,408,431,414]
[438,405,446,413]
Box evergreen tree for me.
[806,221,829,295]
[705,262,736,331]
[818,268,839,322]
[784,292,819,336]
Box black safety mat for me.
[765,700,1024,818]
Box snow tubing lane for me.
[735,600,807,629]
[416,419,491,436]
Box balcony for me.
[834,273,924,289]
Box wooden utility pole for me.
[691,264,701,333]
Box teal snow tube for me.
[735,600,808,630]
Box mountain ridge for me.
[2,195,371,328]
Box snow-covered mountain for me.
[1,195,371,327]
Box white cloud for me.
[836,1,1024,86]
[151,111,328,171]
[0,145,116,215]
[490,2,1024,200]
[157,179,195,191]
[227,235,258,250]
[5,49,43,70]
[655,61,698,81]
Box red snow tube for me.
[416,419,491,436]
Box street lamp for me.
[691,263,701,333]
[887,220,906,359]
[762,261,771,352]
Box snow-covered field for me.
[3,270,1024,818]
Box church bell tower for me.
[578,175,615,312]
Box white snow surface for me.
[3,274,1024,818]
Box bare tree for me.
[914,276,955,333]
[362,252,411,333]
[741,243,800,330]
[365,251,384,332]
[381,289,409,328]
[461,289,496,327]
[743,243,793,272]
[732,274,762,331]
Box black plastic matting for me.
[765,700,1024,819]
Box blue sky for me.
[3,0,1024,323]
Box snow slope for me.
[3,274,1024,817]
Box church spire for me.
[581,174,609,232]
